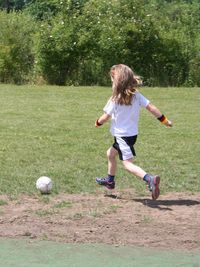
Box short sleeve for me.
[138,92,150,107]
[103,98,115,116]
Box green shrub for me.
[0,11,36,84]
[1,1,200,86]
[35,13,79,85]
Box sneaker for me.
[148,175,160,200]
[96,177,115,190]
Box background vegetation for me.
[0,85,199,196]
[0,0,200,86]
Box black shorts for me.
[113,135,137,161]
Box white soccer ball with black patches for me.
[36,176,53,194]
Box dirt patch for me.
[0,190,200,251]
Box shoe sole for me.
[152,175,160,200]
[96,179,115,190]
[105,184,115,190]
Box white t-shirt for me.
[103,92,150,137]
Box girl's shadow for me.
[133,198,200,210]
[105,193,200,211]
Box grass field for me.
[0,84,199,196]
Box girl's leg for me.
[96,147,118,190]
[122,158,146,179]
[107,146,118,176]
[122,158,160,200]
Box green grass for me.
[0,84,199,196]
[53,200,72,209]
[0,199,7,206]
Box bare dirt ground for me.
[0,190,200,251]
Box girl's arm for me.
[146,103,173,127]
[95,113,111,127]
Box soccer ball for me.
[36,176,53,194]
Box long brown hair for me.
[110,64,142,105]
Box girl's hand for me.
[95,113,111,127]
[157,114,173,127]
[164,119,173,127]
[95,119,102,127]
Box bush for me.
[0,11,36,84]
[1,0,200,86]
[35,13,79,85]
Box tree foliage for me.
[0,0,200,86]
[0,11,36,83]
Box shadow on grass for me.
[104,193,200,211]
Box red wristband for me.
[157,114,166,122]
[95,119,103,127]
[157,114,169,125]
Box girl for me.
[95,64,172,200]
